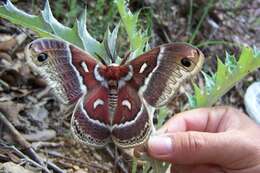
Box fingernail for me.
[148,136,173,156]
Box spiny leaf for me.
[109,23,120,59]
[215,58,228,84]
[237,46,254,73]
[157,107,171,128]
[186,92,197,109]
[225,51,237,73]
[191,46,260,108]
[202,71,216,93]
[193,83,204,101]
[103,23,120,64]
[75,9,106,57]
[0,0,52,37]
[115,0,148,59]
[0,0,105,57]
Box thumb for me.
[148,131,244,166]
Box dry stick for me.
[105,146,128,173]
[0,111,65,173]
[1,144,50,172]
[47,150,110,171]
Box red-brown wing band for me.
[127,47,160,90]
[83,86,110,124]
[69,45,104,91]
[112,85,141,124]
[110,84,152,148]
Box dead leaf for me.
[0,101,25,125]
[0,69,25,87]
[0,37,16,52]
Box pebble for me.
[244,81,260,124]
[23,129,56,142]
[0,162,34,173]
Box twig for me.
[152,15,172,43]
[47,150,111,171]
[0,112,31,148]
[1,144,49,172]
[32,141,64,150]
[188,0,215,44]
[214,6,258,12]
[0,111,65,173]
[187,0,193,35]
[105,146,128,173]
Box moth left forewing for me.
[26,38,112,147]
[25,39,90,105]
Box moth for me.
[25,39,204,148]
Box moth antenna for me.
[120,51,131,65]
[95,53,107,66]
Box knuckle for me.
[180,132,206,153]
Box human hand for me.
[147,106,260,173]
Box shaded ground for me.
[0,0,259,172]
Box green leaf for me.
[202,71,216,93]
[131,158,138,173]
[141,155,170,173]
[115,0,148,59]
[186,92,197,108]
[102,23,120,63]
[225,51,237,73]
[191,46,260,108]
[0,0,105,57]
[157,107,171,128]
[215,58,228,84]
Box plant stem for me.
[196,40,239,48]
[188,0,214,44]
[187,0,193,35]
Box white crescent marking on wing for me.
[93,99,104,109]
[122,100,131,110]
[113,104,144,128]
[81,61,89,72]
[139,63,148,73]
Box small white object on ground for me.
[0,162,34,173]
[244,81,260,124]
